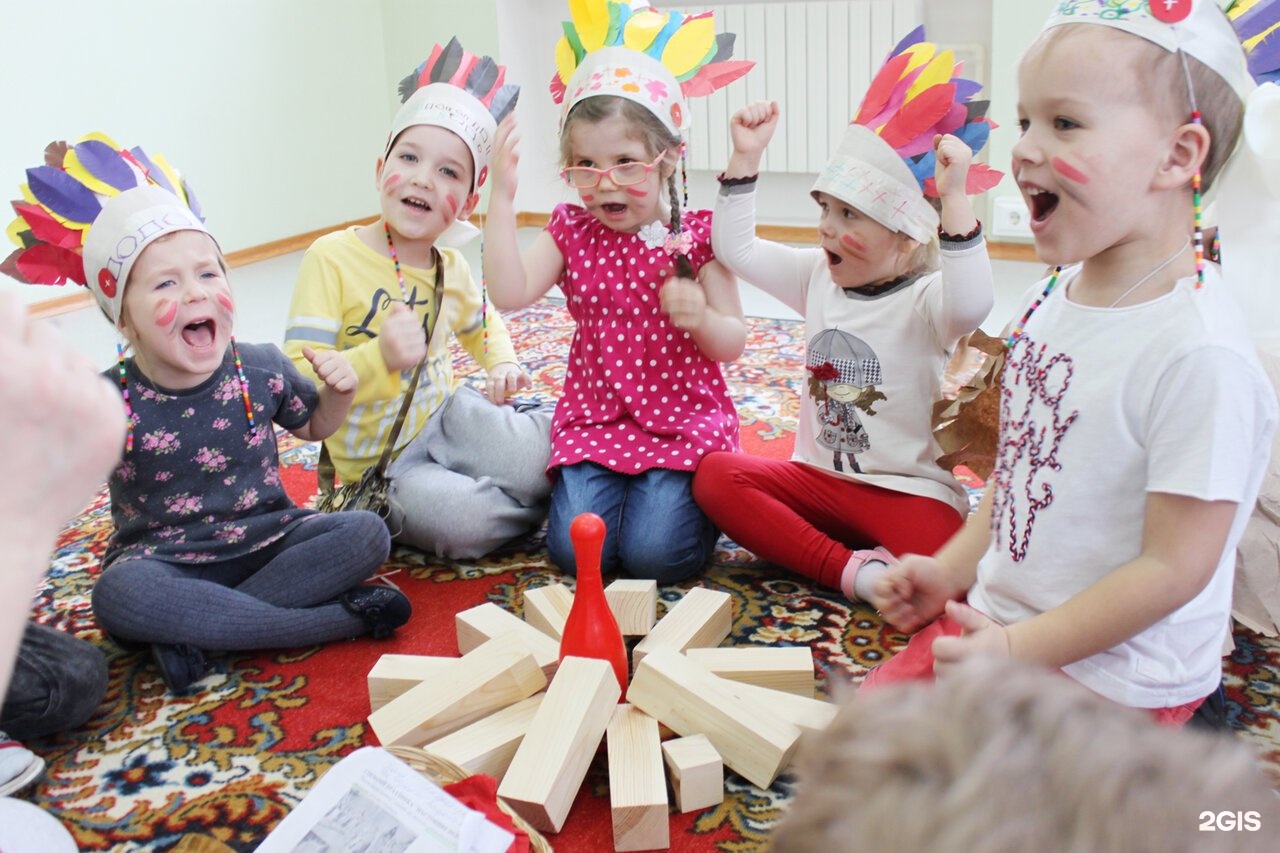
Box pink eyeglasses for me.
[560,151,670,189]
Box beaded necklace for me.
[384,221,411,301]
[1005,267,1062,348]
[118,335,256,453]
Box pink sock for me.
[839,547,894,602]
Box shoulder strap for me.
[319,248,446,490]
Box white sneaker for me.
[0,733,44,797]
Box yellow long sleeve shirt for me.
[284,227,518,483]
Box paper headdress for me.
[551,0,753,136]
[1043,0,1253,99]
[812,26,1002,244]
[3,134,209,323]
[390,36,520,195]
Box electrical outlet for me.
[992,197,1033,239]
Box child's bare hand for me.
[491,115,520,204]
[660,276,708,331]
[933,133,973,198]
[872,554,955,632]
[378,302,427,371]
[730,101,779,158]
[931,600,1010,675]
[484,362,532,405]
[303,347,358,395]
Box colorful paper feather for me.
[398,37,520,124]
[851,27,1001,196]
[553,0,752,103]
[5,135,200,288]
[1228,0,1280,83]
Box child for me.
[695,28,1001,601]
[867,0,1279,725]
[482,2,753,582]
[4,135,407,693]
[284,38,553,561]
[769,658,1280,853]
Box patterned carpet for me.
[20,301,1280,851]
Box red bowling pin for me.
[559,512,628,696]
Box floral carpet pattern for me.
[21,301,1280,851]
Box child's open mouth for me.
[402,197,432,213]
[1027,188,1059,223]
[825,249,843,267]
[602,203,627,215]
[181,319,216,349]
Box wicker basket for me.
[383,745,553,853]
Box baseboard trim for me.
[25,211,1041,320]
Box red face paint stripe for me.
[581,193,596,203]
[155,300,178,328]
[216,293,235,314]
[1051,157,1089,185]
[382,173,402,191]
[624,187,649,198]
[445,194,459,217]
[839,234,868,254]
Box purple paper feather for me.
[1231,0,1279,42]
[74,139,140,192]
[25,165,102,224]
[181,179,204,222]
[128,147,176,196]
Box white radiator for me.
[678,0,925,174]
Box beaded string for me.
[679,141,690,210]
[117,341,135,453]
[1190,111,1206,289]
[1005,266,1062,348]
[231,338,255,432]
[480,235,489,356]
[384,221,411,301]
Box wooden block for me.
[425,694,545,783]
[661,734,723,814]
[628,650,800,790]
[456,602,561,680]
[367,634,546,747]
[632,587,732,667]
[607,705,669,851]
[523,583,573,640]
[367,654,457,711]
[685,646,815,697]
[720,679,836,736]
[498,656,622,833]
[605,579,659,636]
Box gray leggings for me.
[91,512,390,650]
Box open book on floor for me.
[254,746,514,852]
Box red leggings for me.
[692,451,963,590]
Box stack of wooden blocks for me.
[366,581,836,851]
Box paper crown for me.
[3,134,209,323]
[551,0,753,136]
[1228,0,1280,84]
[812,26,1003,244]
[1043,0,1254,99]
[389,36,520,195]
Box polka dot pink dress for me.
[546,203,741,476]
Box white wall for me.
[1,0,500,306]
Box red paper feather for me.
[14,202,82,250]
[681,60,753,98]
[854,52,911,126]
[878,83,955,148]
[15,243,85,286]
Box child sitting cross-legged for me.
[867,0,1279,726]
[4,135,407,693]
[695,27,1001,602]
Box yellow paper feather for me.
[906,48,954,100]
[556,35,578,84]
[623,8,668,53]
[78,131,122,149]
[570,0,611,53]
[149,154,187,206]
[63,150,118,199]
[1228,0,1262,17]
[899,42,935,76]
[661,16,716,79]
[5,215,27,248]
[1244,21,1280,52]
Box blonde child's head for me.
[381,37,519,249]
[1012,2,1251,268]
[768,658,1279,853]
[559,94,682,237]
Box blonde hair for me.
[560,96,684,238]
[1026,23,1243,192]
[768,659,1278,853]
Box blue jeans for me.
[1,622,107,740]
[547,462,719,584]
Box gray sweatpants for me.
[386,385,554,560]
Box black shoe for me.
[340,586,412,639]
[1188,681,1230,733]
[151,643,210,693]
